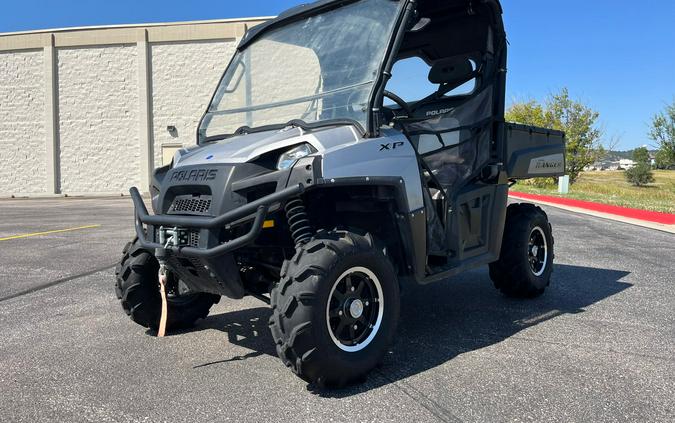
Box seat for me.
[428,56,477,91]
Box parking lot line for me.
[0,224,101,241]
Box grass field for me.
[512,170,675,214]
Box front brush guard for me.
[130,184,304,258]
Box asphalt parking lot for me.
[0,197,673,422]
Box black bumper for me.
[130,183,304,258]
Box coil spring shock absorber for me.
[285,197,312,246]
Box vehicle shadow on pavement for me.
[196,307,277,361]
[195,264,631,394]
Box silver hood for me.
[173,126,361,168]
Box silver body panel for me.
[173,126,359,167]
[321,129,423,212]
[172,126,424,213]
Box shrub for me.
[520,177,558,188]
[625,163,655,186]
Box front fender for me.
[320,129,424,213]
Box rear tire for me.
[489,203,554,298]
[115,238,220,331]
[269,230,400,388]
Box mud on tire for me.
[489,203,554,298]
[269,230,400,388]
[115,238,220,331]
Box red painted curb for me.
[509,191,675,225]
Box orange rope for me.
[157,268,168,337]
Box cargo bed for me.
[505,123,566,179]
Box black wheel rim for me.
[326,267,384,352]
[528,227,548,277]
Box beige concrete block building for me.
[0,18,268,197]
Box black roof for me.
[239,0,503,50]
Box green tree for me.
[649,99,675,169]
[654,149,672,169]
[625,163,655,186]
[506,88,604,183]
[632,146,650,165]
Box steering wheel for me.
[383,90,413,119]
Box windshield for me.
[199,0,402,141]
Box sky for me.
[2,0,674,150]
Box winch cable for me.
[157,264,169,337]
[155,234,175,338]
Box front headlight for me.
[277,143,316,170]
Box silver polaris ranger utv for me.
[117,0,565,387]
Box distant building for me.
[0,18,269,197]
[585,161,620,171]
[585,158,637,171]
[619,159,636,170]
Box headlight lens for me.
[277,144,316,170]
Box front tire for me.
[115,239,220,331]
[489,203,554,298]
[269,230,400,387]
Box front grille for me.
[168,195,212,215]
